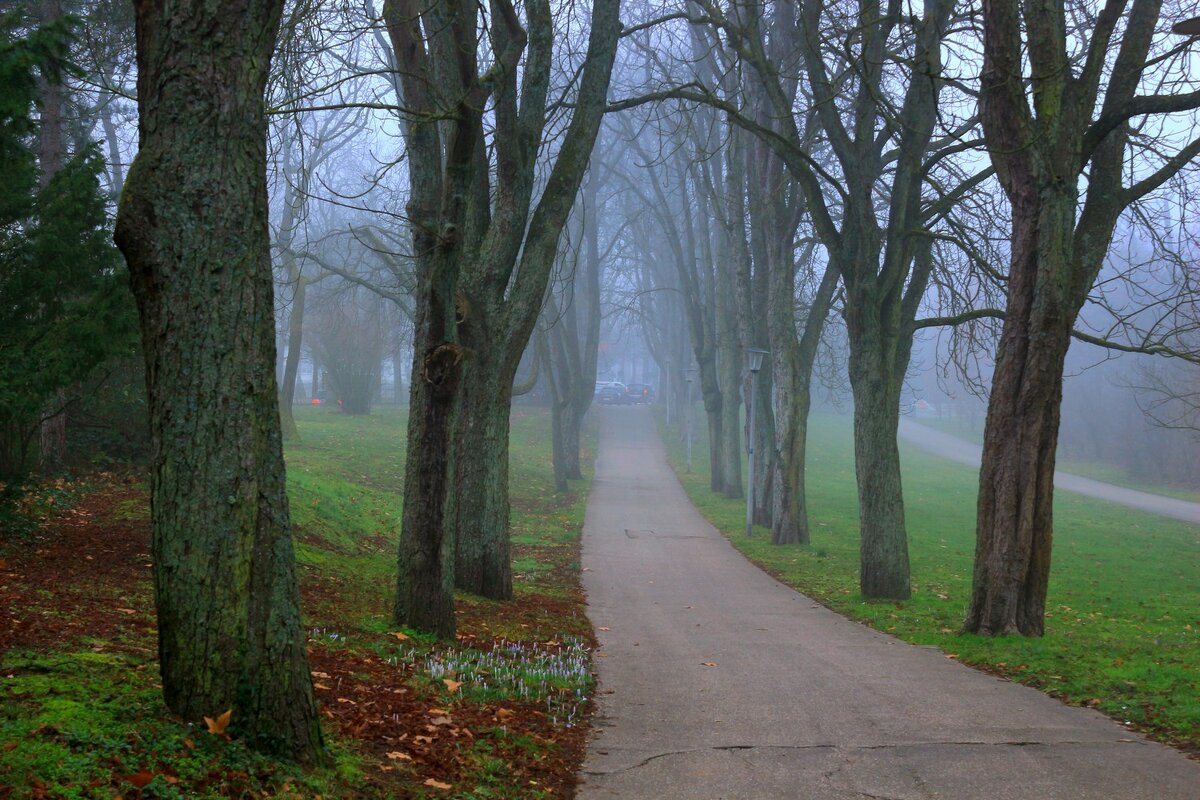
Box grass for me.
[659,409,1200,750]
[1,403,598,798]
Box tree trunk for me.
[845,293,911,600]
[964,190,1076,635]
[279,278,306,442]
[393,351,404,404]
[393,278,462,637]
[698,357,725,493]
[36,0,67,471]
[113,0,323,760]
[450,351,513,600]
[562,402,584,480]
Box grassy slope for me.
[0,404,597,799]
[661,410,1200,749]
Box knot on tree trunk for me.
[423,343,466,399]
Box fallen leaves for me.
[442,678,463,692]
[385,751,413,761]
[203,709,232,735]
[424,779,452,790]
[390,631,409,641]
[700,662,718,667]
[121,771,155,788]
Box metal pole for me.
[746,376,756,537]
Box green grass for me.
[2,403,598,798]
[0,650,351,799]
[660,409,1200,748]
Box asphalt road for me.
[579,406,1200,799]
[896,418,1200,525]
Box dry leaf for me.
[312,671,330,679]
[429,716,453,726]
[413,735,434,745]
[0,558,8,570]
[598,627,610,631]
[424,779,452,790]
[496,708,514,720]
[442,679,463,692]
[182,737,195,750]
[116,608,137,615]
[122,771,155,788]
[427,708,449,716]
[314,683,331,690]
[391,631,409,641]
[1086,698,1102,708]
[336,697,356,705]
[204,709,232,735]
[385,751,413,761]
[701,662,718,667]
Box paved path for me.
[579,407,1200,799]
[897,419,1200,525]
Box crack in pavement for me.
[582,737,1149,776]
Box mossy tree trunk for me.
[113,0,323,761]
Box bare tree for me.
[385,0,621,636]
[965,0,1200,636]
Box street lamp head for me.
[747,347,769,374]
[1173,16,1200,35]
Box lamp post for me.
[685,367,696,473]
[745,347,769,536]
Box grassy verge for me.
[659,409,1200,752]
[0,404,598,798]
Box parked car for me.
[624,383,653,404]
[597,384,628,405]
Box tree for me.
[544,168,606,487]
[112,0,324,760]
[0,9,133,482]
[966,0,1200,636]
[654,0,966,596]
[386,0,621,635]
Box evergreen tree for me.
[0,11,135,480]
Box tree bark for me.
[845,285,912,599]
[113,0,323,760]
[965,191,1074,635]
[278,277,306,441]
[450,347,513,599]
